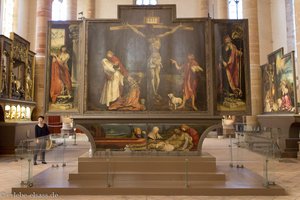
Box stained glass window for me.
[228,0,243,19]
[52,0,67,20]
[136,0,157,6]
[1,0,15,37]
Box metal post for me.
[229,134,234,167]
[27,153,33,187]
[106,149,111,188]
[185,158,189,188]
[73,128,77,146]
[62,136,66,167]
[264,158,269,187]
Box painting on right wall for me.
[261,48,297,113]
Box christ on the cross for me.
[111,22,193,99]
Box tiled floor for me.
[1,135,300,200]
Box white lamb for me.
[168,93,183,110]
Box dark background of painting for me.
[86,7,207,111]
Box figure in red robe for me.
[220,35,243,97]
[180,124,199,151]
[107,50,129,97]
[279,81,293,111]
[106,50,128,78]
[171,54,203,110]
[108,73,145,111]
[50,46,72,103]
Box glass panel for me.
[15,122,283,189]
[16,138,34,187]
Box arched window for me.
[228,0,243,19]
[52,0,67,20]
[1,0,15,37]
[136,0,158,6]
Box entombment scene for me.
[86,123,205,152]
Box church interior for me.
[1,0,300,199]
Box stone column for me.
[243,0,261,124]
[198,0,209,18]
[86,0,96,19]
[294,0,300,103]
[65,0,77,20]
[285,0,296,53]
[208,0,228,19]
[34,0,52,117]
[257,0,272,64]
[215,0,228,19]
[27,0,37,51]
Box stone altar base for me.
[12,152,286,196]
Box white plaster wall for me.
[257,0,273,64]
[13,0,28,39]
[0,0,3,34]
[271,0,288,51]
[94,0,204,19]
[11,0,36,50]
[158,0,206,18]
[95,0,133,19]
[27,0,37,51]
[77,0,84,18]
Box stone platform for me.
[12,152,286,196]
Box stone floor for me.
[0,134,300,200]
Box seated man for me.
[180,124,199,150]
[165,128,193,151]
[131,127,146,139]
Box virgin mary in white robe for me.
[99,58,124,106]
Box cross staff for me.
[110,23,194,31]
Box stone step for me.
[69,171,226,181]
[78,154,217,173]
[78,154,216,162]
[12,179,286,196]
[11,159,286,196]
[281,151,298,158]
[78,159,217,173]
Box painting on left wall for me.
[45,21,82,113]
